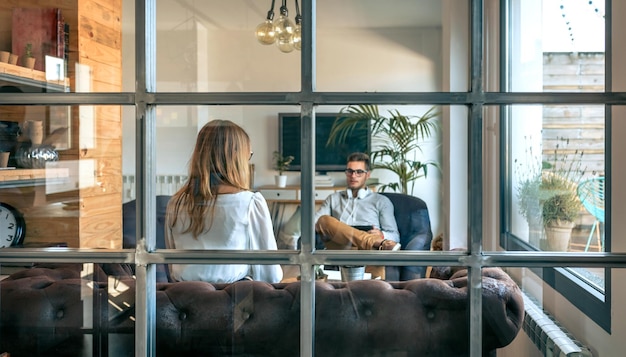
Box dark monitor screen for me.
[278,113,371,173]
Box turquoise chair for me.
[576,177,605,252]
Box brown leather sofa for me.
[0,264,523,357]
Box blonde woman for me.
[165,119,282,283]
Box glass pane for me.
[0,262,136,356]
[509,103,606,289]
[154,264,301,355]
[270,104,443,279]
[151,105,308,254]
[509,0,605,93]
[0,1,131,93]
[311,265,529,356]
[499,266,612,356]
[510,104,605,252]
[0,104,126,249]
[317,0,465,92]
[155,0,300,92]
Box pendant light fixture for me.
[255,0,301,53]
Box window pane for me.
[510,104,605,253]
[0,104,126,249]
[155,264,301,355]
[509,0,605,93]
[316,0,466,92]
[0,1,130,93]
[501,266,611,350]
[509,103,606,289]
[155,0,300,92]
[0,263,136,356]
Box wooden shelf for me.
[0,61,68,92]
[0,168,69,188]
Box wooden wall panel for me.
[79,213,122,248]
[0,0,123,248]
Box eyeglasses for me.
[249,152,254,160]
[345,169,368,177]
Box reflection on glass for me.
[0,105,124,249]
[0,263,135,356]
[0,2,127,93]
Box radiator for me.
[522,292,593,357]
[122,175,188,202]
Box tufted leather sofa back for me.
[1,265,523,356]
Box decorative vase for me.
[23,120,44,146]
[544,220,575,251]
[275,175,287,188]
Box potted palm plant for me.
[272,151,294,187]
[326,104,439,195]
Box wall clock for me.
[0,202,26,248]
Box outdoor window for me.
[502,0,610,331]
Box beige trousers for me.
[315,215,385,279]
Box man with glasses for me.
[314,152,400,279]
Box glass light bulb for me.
[277,36,294,53]
[255,20,276,45]
[274,14,295,41]
[292,24,302,51]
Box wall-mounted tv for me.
[278,113,371,173]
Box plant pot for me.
[544,220,575,251]
[0,51,10,63]
[275,175,287,188]
[23,57,36,69]
[8,54,19,65]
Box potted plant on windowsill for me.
[539,144,586,251]
[326,104,439,195]
[272,151,294,188]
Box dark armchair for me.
[122,195,171,282]
[381,192,434,281]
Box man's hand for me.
[367,228,384,239]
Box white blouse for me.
[165,191,283,283]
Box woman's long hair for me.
[168,120,251,238]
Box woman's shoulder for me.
[251,191,268,204]
[220,190,266,204]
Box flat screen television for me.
[278,113,371,173]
